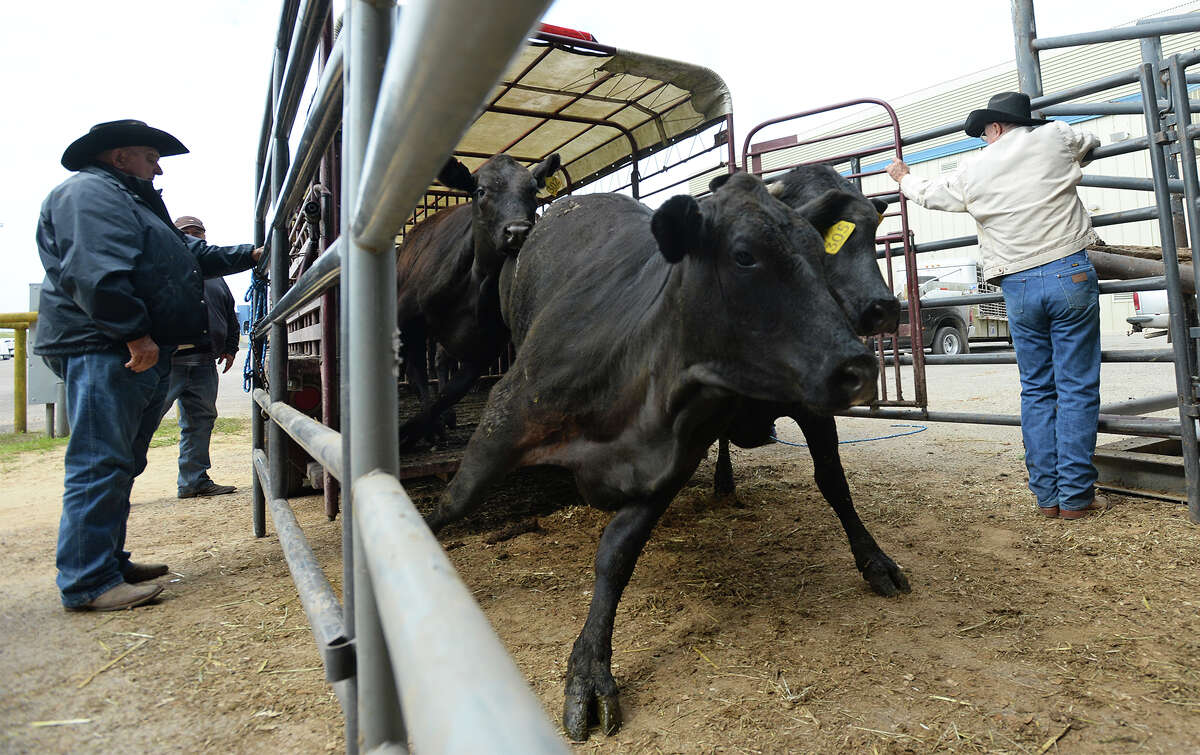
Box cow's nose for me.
[831,354,878,406]
[856,297,901,336]
[503,221,532,250]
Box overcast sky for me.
[0,0,1190,313]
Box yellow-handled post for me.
[0,313,39,435]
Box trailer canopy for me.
[405,29,733,230]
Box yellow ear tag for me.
[542,174,564,197]
[823,220,856,255]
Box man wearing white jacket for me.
[887,92,1109,521]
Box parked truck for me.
[889,258,1010,354]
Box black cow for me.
[425,173,880,740]
[395,152,561,446]
[711,165,908,600]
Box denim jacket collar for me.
[83,163,183,237]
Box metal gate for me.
[739,2,1200,523]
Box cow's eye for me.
[733,250,757,268]
[475,187,487,199]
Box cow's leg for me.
[563,499,668,741]
[796,414,910,597]
[405,357,484,445]
[435,345,458,429]
[713,437,735,499]
[425,380,524,533]
[399,323,435,448]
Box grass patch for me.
[0,431,69,457]
[0,416,251,460]
[149,416,250,448]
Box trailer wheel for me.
[932,325,968,355]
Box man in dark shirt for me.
[164,215,242,499]
[36,120,261,611]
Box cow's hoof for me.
[713,478,736,502]
[398,419,425,450]
[860,552,911,597]
[563,691,621,741]
[430,417,450,444]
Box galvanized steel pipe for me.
[253,388,343,481]
[354,471,570,754]
[890,206,1161,258]
[273,0,333,140]
[252,450,353,683]
[1010,0,1043,97]
[879,349,1176,365]
[842,407,1180,438]
[1100,393,1180,416]
[343,0,403,748]
[350,0,556,251]
[1033,17,1200,51]
[252,238,342,340]
[267,38,344,238]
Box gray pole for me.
[1140,62,1200,524]
[251,77,268,539]
[1011,0,1043,98]
[1141,32,1189,247]
[337,17,358,752]
[1166,55,1200,524]
[268,40,292,525]
[54,380,68,437]
[344,1,405,750]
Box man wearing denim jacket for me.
[35,120,262,611]
[886,92,1110,521]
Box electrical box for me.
[26,283,62,405]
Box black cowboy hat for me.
[61,119,188,171]
[963,92,1049,138]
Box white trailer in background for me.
[890,257,1011,348]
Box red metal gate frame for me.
[740,99,927,409]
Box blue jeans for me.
[163,358,219,494]
[54,350,173,607]
[1000,250,1101,512]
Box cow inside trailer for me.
[261,24,735,498]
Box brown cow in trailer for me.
[395,152,561,447]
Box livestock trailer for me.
[251,17,737,508]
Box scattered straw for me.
[929,694,973,707]
[77,639,148,689]
[261,666,322,675]
[30,719,91,727]
[1037,722,1072,754]
[693,646,719,669]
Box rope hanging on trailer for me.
[243,269,270,393]
[770,423,927,447]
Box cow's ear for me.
[793,188,856,233]
[438,157,476,193]
[530,153,562,189]
[651,195,704,263]
[871,198,890,215]
[708,173,733,193]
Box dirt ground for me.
[2,338,1199,753]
